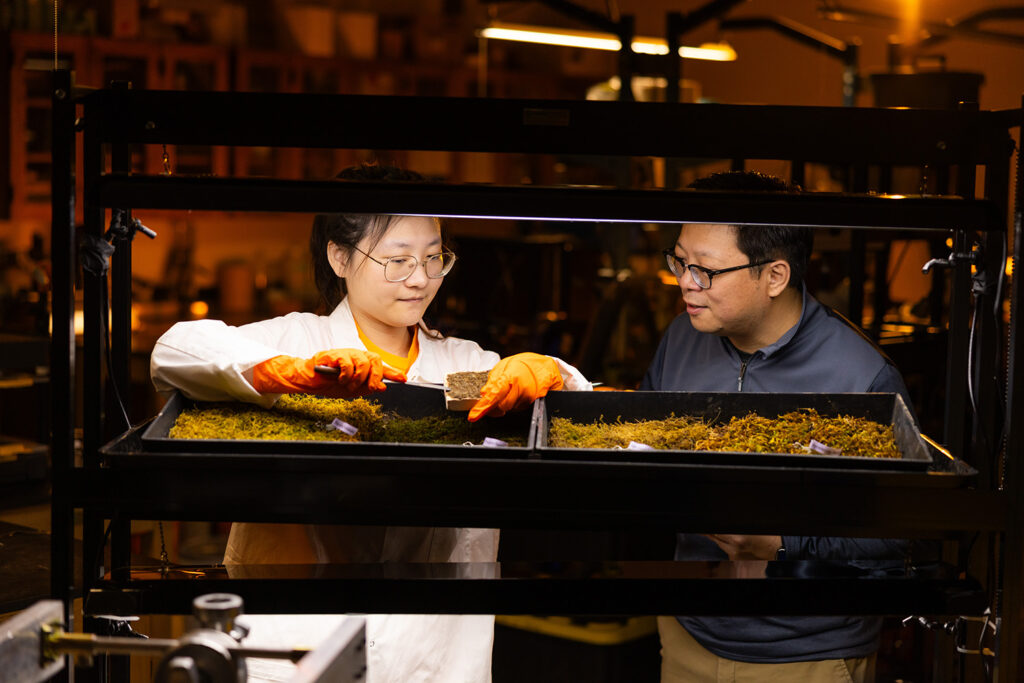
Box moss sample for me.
[446,371,490,400]
[168,393,526,447]
[694,411,900,458]
[168,395,381,443]
[548,409,901,459]
[378,414,525,446]
[548,415,707,450]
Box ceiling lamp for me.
[478,22,737,61]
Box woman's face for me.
[330,216,446,333]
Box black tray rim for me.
[535,390,933,472]
[140,388,536,458]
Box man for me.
[643,171,914,683]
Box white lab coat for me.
[150,298,591,683]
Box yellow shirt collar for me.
[355,322,420,374]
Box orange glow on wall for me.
[898,0,921,47]
[189,300,210,318]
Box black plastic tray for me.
[536,391,932,471]
[140,384,534,459]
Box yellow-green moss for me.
[549,409,901,458]
[548,415,707,450]
[169,394,526,447]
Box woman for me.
[150,163,590,682]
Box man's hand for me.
[703,534,783,561]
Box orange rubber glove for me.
[468,352,564,422]
[252,348,406,398]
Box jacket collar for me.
[757,285,813,359]
[725,285,812,361]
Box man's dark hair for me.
[688,171,813,289]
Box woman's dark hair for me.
[310,163,438,312]
[687,171,813,289]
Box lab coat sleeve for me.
[151,318,298,407]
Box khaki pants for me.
[657,616,876,683]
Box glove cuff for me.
[252,355,308,394]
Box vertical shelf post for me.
[994,94,1024,683]
[49,67,76,644]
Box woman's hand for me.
[252,348,406,398]
[468,352,564,421]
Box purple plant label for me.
[627,441,655,451]
[809,439,841,455]
[328,418,358,436]
[482,437,508,448]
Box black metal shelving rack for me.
[50,70,1023,680]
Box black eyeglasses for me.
[353,246,457,283]
[662,249,771,290]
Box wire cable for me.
[993,232,1007,319]
[967,296,980,417]
[100,270,133,431]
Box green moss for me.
[549,409,901,459]
[378,414,525,446]
[168,394,526,447]
[168,395,382,442]
[548,415,706,449]
[695,410,900,458]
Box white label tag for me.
[809,439,841,455]
[328,418,358,436]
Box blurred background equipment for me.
[3,593,366,683]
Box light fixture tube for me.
[478,22,736,62]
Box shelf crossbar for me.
[95,174,1004,232]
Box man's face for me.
[670,223,773,350]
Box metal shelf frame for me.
[50,72,1023,679]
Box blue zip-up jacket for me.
[641,287,913,663]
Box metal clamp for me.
[902,610,997,658]
[922,247,980,274]
[80,208,158,277]
[954,614,998,657]
[15,595,366,683]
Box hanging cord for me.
[80,210,158,430]
[94,515,171,581]
[922,241,1004,451]
[158,519,170,572]
[81,212,171,574]
[967,241,1007,443]
[993,227,1007,320]
[100,282,132,430]
[990,234,1008,456]
[967,296,982,416]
